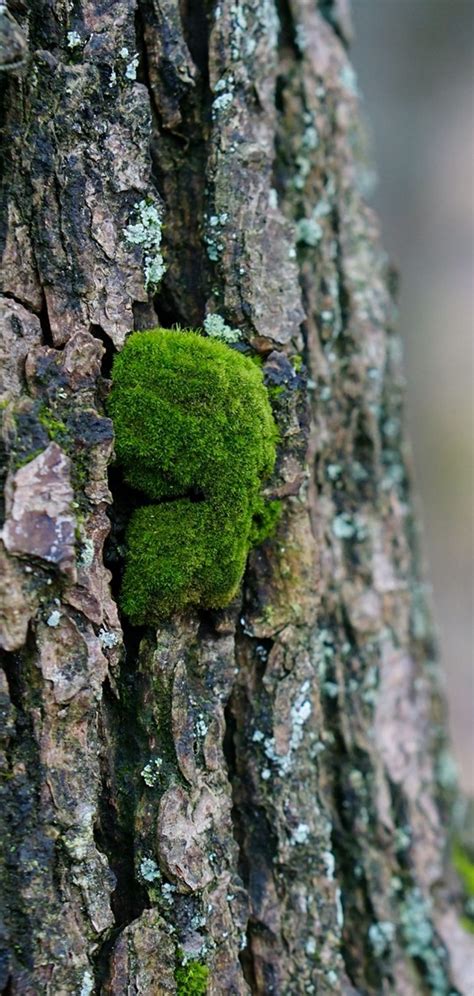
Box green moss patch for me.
[108,328,279,622]
[453,841,474,933]
[175,956,209,995]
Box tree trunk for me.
[0,2,472,994]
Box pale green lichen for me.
[291,822,310,845]
[203,313,242,344]
[394,826,411,853]
[141,757,163,787]
[368,921,395,958]
[67,30,82,49]
[268,188,278,210]
[79,970,94,996]
[98,628,119,649]
[302,124,319,152]
[212,77,234,117]
[227,0,279,62]
[293,153,311,191]
[260,684,312,777]
[305,937,317,956]
[295,23,307,53]
[203,212,226,261]
[124,199,166,292]
[339,63,358,96]
[296,217,323,247]
[332,514,355,539]
[125,54,139,80]
[77,536,94,569]
[139,857,161,882]
[46,609,61,628]
[400,889,450,995]
[161,882,177,906]
[436,749,458,791]
[332,513,367,541]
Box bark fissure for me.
[138,0,212,329]
[224,628,280,989]
[0,645,45,988]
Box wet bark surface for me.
[1,1,473,993]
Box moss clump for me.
[249,497,282,546]
[38,407,67,440]
[454,842,474,895]
[175,957,209,995]
[108,328,278,622]
[453,841,474,933]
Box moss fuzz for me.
[108,328,278,622]
[453,841,474,933]
[175,957,209,995]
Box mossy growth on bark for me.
[453,841,474,933]
[175,955,209,995]
[108,328,279,622]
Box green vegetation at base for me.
[108,328,279,622]
[453,841,474,933]
[175,956,209,995]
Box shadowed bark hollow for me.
[0,1,472,994]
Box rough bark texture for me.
[0,1,472,994]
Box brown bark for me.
[0,1,472,994]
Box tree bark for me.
[0,1,472,994]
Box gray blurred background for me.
[351,1,473,792]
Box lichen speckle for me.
[46,609,61,628]
[125,54,139,80]
[67,30,82,49]
[77,536,94,568]
[291,822,310,845]
[204,211,228,262]
[203,313,242,344]
[400,889,450,995]
[98,628,119,650]
[368,921,395,958]
[295,23,307,53]
[124,199,166,292]
[296,216,323,248]
[212,89,233,117]
[332,513,355,539]
[139,857,161,883]
[305,937,317,956]
[79,971,94,996]
[141,757,163,787]
[339,63,358,96]
[322,849,335,881]
[260,684,312,777]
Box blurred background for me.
[351,1,473,792]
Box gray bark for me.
[0,1,472,993]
